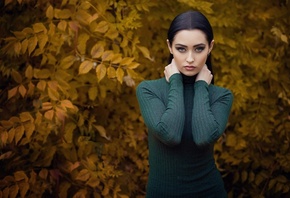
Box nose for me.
[186,52,194,63]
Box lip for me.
[184,66,196,71]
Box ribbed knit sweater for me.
[136,73,233,198]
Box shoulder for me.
[137,78,167,92]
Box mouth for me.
[184,66,196,71]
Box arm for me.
[136,74,185,146]
[191,81,233,146]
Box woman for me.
[136,11,233,197]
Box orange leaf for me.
[44,110,54,120]
[11,70,22,83]
[18,84,27,98]
[61,100,75,110]
[25,65,33,79]
[76,169,90,182]
[14,171,28,182]
[8,86,19,100]
[8,128,15,144]
[37,80,46,91]
[46,5,54,20]
[18,182,29,198]
[14,125,25,145]
[48,87,59,101]
[0,131,9,146]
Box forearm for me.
[137,74,185,146]
[191,81,233,146]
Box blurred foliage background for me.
[0,0,289,197]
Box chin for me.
[181,71,198,77]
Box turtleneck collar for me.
[182,73,196,84]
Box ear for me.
[167,39,173,54]
[208,40,214,54]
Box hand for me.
[164,59,180,82]
[195,64,213,85]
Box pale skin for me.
[165,29,214,85]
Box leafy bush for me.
[0,0,289,197]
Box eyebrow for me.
[175,43,206,47]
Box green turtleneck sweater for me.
[136,73,233,198]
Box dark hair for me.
[167,11,214,84]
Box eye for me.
[195,47,205,53]
[176,47,186,53]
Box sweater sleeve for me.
[136,74,185,146]
[192,81,233,146]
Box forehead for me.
[173,29,208,45]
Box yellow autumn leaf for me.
[225,133,237,147]
[14,171,28,182]
[34,69,51,79]
[120,57,134,65]
[23,122,35,141]
[111,53,122,64]
[11,69,22,83]
[79,60,93,75]
[8,128,15,144]
[91,42,104,58]
[39,168,48,180]
[60,55,76,69]
[116,67,124,84]
[18,84,27,98]
[12,31,26,39]
[77,33,90,54]
[105,26,118,39]
[46,5,54,20]
[25,65,33,79]
[55,8,71,19]
[55,107,67,121]
[37,80,46,91]
[96,63,106,82]
[137,45,152,60]
[107,67,116,78]
[127,62,140,69]
[48,87,59,101]
[37,34,48,51]
[0,132,9,146]
[18,182,29,198]
[8,86,18,100]
[14,41,21,56]
[93,125,110,140]
[21,39,28,54]
[75,10,92,25]
[28,36,37,56]
[57,20,67,31]
[33,23,47,34]
[19,112,33,122]
[94,21,109,33]
[76,169,90,182]
[86,176,100,188]
[44,109,54,120]
[88,87,98,101]
[9,185,19,198]
[102,50,114,61]
[126,68,139,78]
[61,100,75,110]
[64,122,76,143]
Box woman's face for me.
[167,29,214,76]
